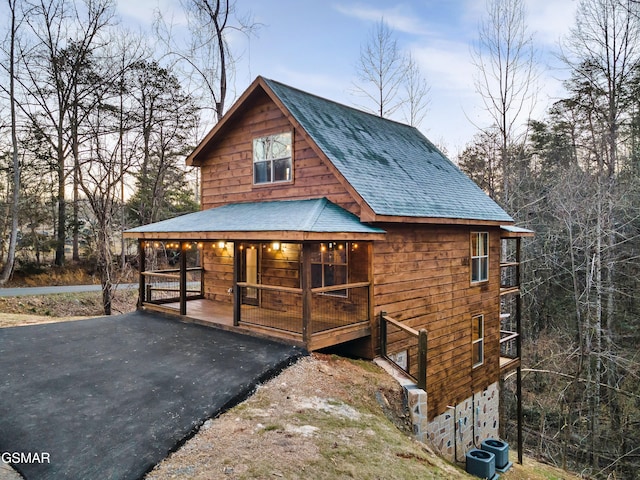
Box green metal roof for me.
[264,78,513,223]
[125,198,385,235]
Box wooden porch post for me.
[418,329,428,391]
[367,242,376,353]
[233,242,241,326]
[137,239,145,308]
[301,242,312,345]
[379,311,387,357]
[179,241,187,316]
[516,237,523,465]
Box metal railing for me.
[310,282,370,333]
[236,282,370,336]
[500,262,519,290]
[380,312,427,390]
[141,267,203,304]
[500,330,519,360]
[238,283,303,334]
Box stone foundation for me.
[373,358,500,463]
[425,382,500,461]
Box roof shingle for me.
[264,78,513,223]
[126,198,385,235]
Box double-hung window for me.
[471,232,489,283]
[253,132,292,184]
[472,314,484,367]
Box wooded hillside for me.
[458,1,640,476]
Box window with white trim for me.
[472,314,484,367]
[253,132,292,184]
[471,232,489,283]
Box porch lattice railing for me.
[236,282,370,335]
[141,267,203,304]
[380,312,427,390]
[311,282,370,333]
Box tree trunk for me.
[97,225,112,315]
[55,125,66,267]
[0,0,20,284]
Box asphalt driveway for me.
[0,311,305,479]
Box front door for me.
[241,246,259,306]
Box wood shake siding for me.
[202,247,234,303]
[199,91,359,215]
[373,224,501,419]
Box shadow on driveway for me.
[0,311,306,479]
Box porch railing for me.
[141,267,204,304]
[238,283,303,334]
[311,282,370,333]
[500,262,520,292]
[380,312,427,390]
[500,330,520,360]
[236,282,370,336]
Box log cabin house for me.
[124,76,532,461]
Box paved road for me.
[0,283,138,297]
[0,311,305,480]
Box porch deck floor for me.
[148,298,371,351]
[161,299,234,327]
[500,355,520,372]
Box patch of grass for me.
[260,424,282,432]
[0,289,138,323]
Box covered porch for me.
[124,199,386,351]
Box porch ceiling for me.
[124,198,386,241]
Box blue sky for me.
[119,0,578,155]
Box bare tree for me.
[78,99,124,315]
[125,59,199,226]
[353,19,406,118]
[471,0,538,208]
[458,128,503,199]
[560,0,640,467]
[20,0,115,266]
[0,0,22,282]
[353,19,430,126]
[156,0,258,123]
[402,52,431,128]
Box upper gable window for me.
[253,132,292,184]
[471,232,489,283]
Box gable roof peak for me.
[261,76,421,131]
[188,75,513,224]
[260,77,513,224]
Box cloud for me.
[411,40,477,93]
[116,0,188,28]
[268,67,354,100]
[525,0,577,46]
[334,3,431,36]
